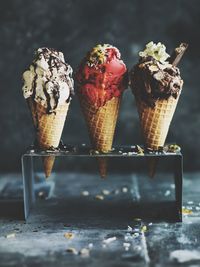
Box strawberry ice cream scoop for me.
[76,44,128,107]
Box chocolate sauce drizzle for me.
[131,57,183,107]
[30,47,74,114]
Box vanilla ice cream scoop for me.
[22,47,74,113]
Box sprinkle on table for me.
[95,195,104,200]
[64,232,74,239]
[182,208,193,215]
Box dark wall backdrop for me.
[0,0,199,171]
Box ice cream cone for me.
[27,98,69,177]
[137,95,180,151]
[137,96,180,177]
[22,48,74,178]
[76,44,127,177]
[79,96,120,177]
[130,41,187,177]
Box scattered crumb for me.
[114,189,119,195]
[148,222,153,226]
[122,187,128,193]
[164,190,171,196]
[38,191,46,199]
[132,233,140,238]
[182,208,193,215]
[170,183,175,189]
[141,225,147,232]
[64,232,74,239]
[95,195,104,200]
[124,235,130,241]
[135,245,142,251]
[89,149,99,155]
[103,236,117,244]
[66,247,78,255]
[187,201,194,205]
[127,226,133,232]
[102,189,110,195]
[82,191,89,196]
[79,248,90,257]
[195,206,200,211]
[123,242,131,251]
[135,145,144,155]
[170,250,200,263]
[88,243,93,249]
[6,233,16,239]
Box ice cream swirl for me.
[22,48,74,113]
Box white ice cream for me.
[139,41,170,63]
[22,48,74,112]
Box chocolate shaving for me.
[169,43,188,67]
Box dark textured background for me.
[0,0,199,171]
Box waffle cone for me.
[137,95,180,177]
[27,98,69,177]
[137,95,180,150]
[79,96,121,177]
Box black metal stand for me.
[20,145,183,222]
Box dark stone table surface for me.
[0,171,200,266]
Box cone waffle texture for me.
[27,98,69,177]
[79,96,121,177]
[137,95,180,150]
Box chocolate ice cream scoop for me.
[130,42,184,107]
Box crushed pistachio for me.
[6,233,16,239]
[141,225,147,232]
[87,44,113,66]
[182,208,193,215]
[167,144,181,153]
[95,195,104,200]
[82,191,89,196]
[64,232,74,239]
[135,145,144,155]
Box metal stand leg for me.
[174,155,183,222]
[21,155,35,220]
